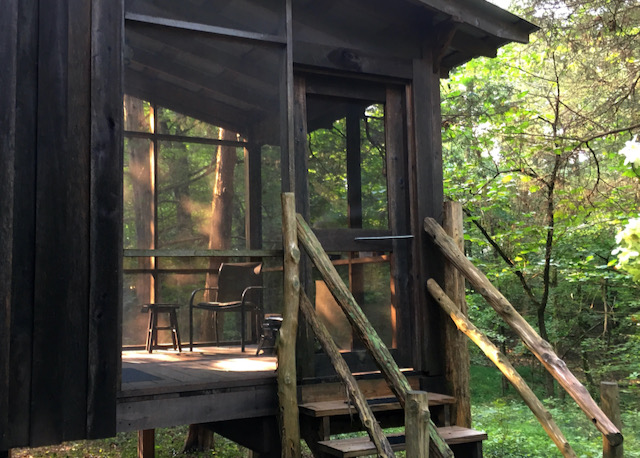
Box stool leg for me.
[170,310,182,352]
[145,309,154,353]
[151,310,158,352]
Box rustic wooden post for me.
[428,280,577,458]
[442,202,471,428]
[601,382,623,458]
[296,214,453,458]
[405,391,430,458]
[138,429,155,458]
[278,193,301,458]
[300,292,396,458]
[423,217,623,447]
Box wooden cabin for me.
[1,0,536,456]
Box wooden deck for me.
[117,346,279,432]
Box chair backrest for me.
[217,262,263,303]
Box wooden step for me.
[317,426,487,457]
[299,392,455,418]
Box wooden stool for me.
[142,304,182,353]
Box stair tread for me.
[317,426,487,457]
[299,392,455,417]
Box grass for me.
[12,365,639,457]
[470,364,640,457]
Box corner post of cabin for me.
[409,36,445,374]
[278,192,301,457]
[442,202,471,428]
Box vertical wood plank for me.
[346,104,364,350]
[0,0,18,450]
[292,75,314,378]
[6,0,39,447]
[138,429,155,458]
[282,0,295,194]
[279,193,301,458]
[405,391,430,458]
[601,382,623,458]
[31,0,89,444]
[442,202,471,428]
[88,0,122,439]
[385,86,412,365]
[410,45,445,373]
[245,143,263,250]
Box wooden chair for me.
[189,262,264,352]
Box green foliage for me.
[442,0,640,393]
[12,428,249,458]
[471,365,640,457]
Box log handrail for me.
[427,279,577,458]
[299,291,396,458]
[297,214,454,458]
[423,217,623,447]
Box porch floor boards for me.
[120,346,277,396]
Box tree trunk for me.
[124,96,154,305]
[183,424,215,452]
[201,128,238,342]
[188,129,237,449]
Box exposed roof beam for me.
[412,0,538,44]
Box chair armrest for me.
[189,287,219,306]
[240,286,265,307]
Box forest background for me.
[439,0,640,454]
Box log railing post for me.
[428,280,577,458]
[405,391,431,458]
[442,202,471,428]
[296,214,453,458]
[279,193,301,458]
[424,217,623,447]
[138,429,155,458]
[601,382,623,458]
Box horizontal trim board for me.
[125,13,286,45]
[124,249,283,257]
[124,130,248,148]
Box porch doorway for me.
[299,75,413,372]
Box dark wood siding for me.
[1,0,122,448]
[410,43,445,375]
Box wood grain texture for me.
[441,202,471,428]
[601,382,623,458]
[292,75,314,379]
[424,217,623,447]
[31,0,90,444]
[405,391,430,458]
[88,0,122,439]
[428,279,577,458]
[5,0,39,447]
[409,49,445,374]
[385,87,412,362]
[279,193,301,458]
[300,292,396,458]
[0,0,18,449]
